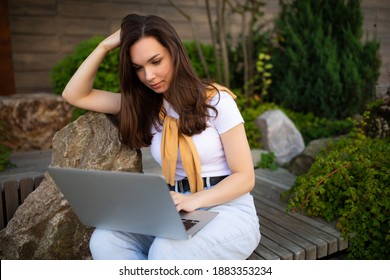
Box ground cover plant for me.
[283,116,390,259]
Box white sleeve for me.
[209,91,244,134]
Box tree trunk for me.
[206,0,222,82]
[218,0,230,87]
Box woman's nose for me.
[145,67,156,82]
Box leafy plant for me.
[283,121,390,259]
[0,144,13,171]
[51,36,120,120]
[285,110,354,144]
[51,36,120,96]
[268,0,381,120]
[0,121,15,171]
[245,51,273,101]
[255,52,273,98]
[258,151,277,170]
[184,40,218,80]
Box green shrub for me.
[0,121,15,171]
[51,36,120,120]
[285,110,354,144]
[283,124,390,259]
[268,0,381,120]
[183,40,218,80]
[258,152,277,170]
[0,144,13,171]
[51,36,120,96]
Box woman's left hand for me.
[170,191,199,212]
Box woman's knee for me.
[89,228,112,259]
[90,228,106,247]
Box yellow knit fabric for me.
[161,83,236,193]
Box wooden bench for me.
[0,176,44,230]
[248,168,348,260]
[0,149,50,230]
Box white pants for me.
[89,193,261,259]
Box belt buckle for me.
[177,180,184,193]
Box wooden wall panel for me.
[59,18,110,35]
[8,0,57,16]
[13,53,61,71]
[12,35,59,52]
[1,0,16,95]
[362,0,390,96]
[8,16,57,34]
[14,71,52,93]
[58,1,110,18]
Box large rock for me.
[0,93,73,151]
[288,138,336,176]
[256,109,305,165]
[365,97,389,139]
[0,112,142,259]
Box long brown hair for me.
[118,14,218,148]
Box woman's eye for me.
[133,65,141,72]
[152,59,161,65]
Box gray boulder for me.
[0,112,142,259]
[256,109,305,165]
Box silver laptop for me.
[48,166,218,240]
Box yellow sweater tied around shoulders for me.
[161,83,237,193]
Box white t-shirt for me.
[150,91,244,180]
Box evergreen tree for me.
[268,0,381,119]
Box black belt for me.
[168,175,228,193]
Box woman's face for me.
[130,36,174,94]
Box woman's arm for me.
[171,123,255,212]
[62,30,122,114]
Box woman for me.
[62,14,260,259]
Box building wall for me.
[6,0,390,97]
[361,0,390,97]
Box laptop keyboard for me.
[182,219,199,230]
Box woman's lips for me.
[150,82,162,90]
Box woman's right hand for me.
[100,29,121,52]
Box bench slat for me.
[261,224,306,260]
[259,235,294,260]
[20,178,34,203]
[34,176,44,189]
[253,243,281,260]
[255,169,296,187]
[0,182,4,229]
[247,251,265,260]
[4,180,20,223]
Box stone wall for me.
[0,93,72,151]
